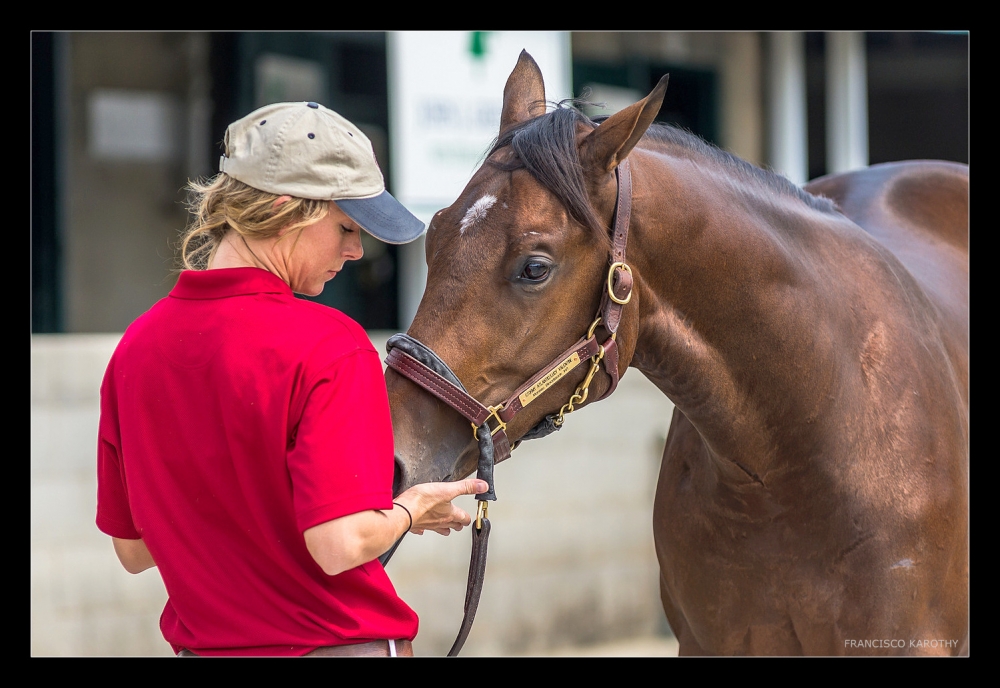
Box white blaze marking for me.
[459,194,498,235]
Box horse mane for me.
[640,121,839,214]
[484,101,838,236]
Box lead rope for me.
[445,412,498,656]
[377,332,498,656]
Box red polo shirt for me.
[96,267,418,656]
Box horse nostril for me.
[392,456,405,498]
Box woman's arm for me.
[303,478,488,576]
[112,537,157,574]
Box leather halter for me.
[381,158,634,655]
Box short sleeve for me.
[96,361,141,539]
[288,349,395,532]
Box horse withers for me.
[384,50,969,656]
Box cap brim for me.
[336,191,426,245]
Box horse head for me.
[387,51,668,494]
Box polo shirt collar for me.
[170,267,292,300]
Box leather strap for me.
[447,517,491,656]
[385,334,503,496]
[594,335,620,402]
[385,334,618,466]
[600,159,634,336]
[386,347,492,427]
[496,336,601,423]
[590,159,632,401]
[387,335,607,427]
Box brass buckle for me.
[472,404,507,441]
[476,500,489,530]
[607,262,633,305]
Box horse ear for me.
[579,74,669,175]
[499,50,547,137]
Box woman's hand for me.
[394,479,490,535]
[303,478,489,575]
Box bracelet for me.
[393,502,412,533]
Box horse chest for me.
[651,410,962,654]
[653,469,857,654]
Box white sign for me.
[387,31,571,329]
[387,31,572,222]
[88,89,182,162]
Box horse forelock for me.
[485,105,610,247]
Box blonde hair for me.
[178,174,330,270]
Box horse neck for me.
[626,154,849,482]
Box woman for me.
[96,101,487,656]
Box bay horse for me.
[384,50,969,656]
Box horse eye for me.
[520,261,549,281]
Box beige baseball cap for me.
[219,101,425,244]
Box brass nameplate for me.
[518,351,581,408]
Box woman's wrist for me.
[393,501,413,535]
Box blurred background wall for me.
[30,31,968,656]
[31,332,675,656]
